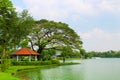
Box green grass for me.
[0,65,40,80]
[6,66,39,73]
[0,72,19,80]
[0,65,59,80]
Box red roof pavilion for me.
[10,48,40,56]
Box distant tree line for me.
[85,50,120,58]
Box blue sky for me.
[11,0,120,52]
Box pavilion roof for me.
[10,48,40,56]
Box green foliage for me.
[69,51,81,58]
[40,61,52,65]
[19,39,29,48]
[0,0,18,45]
[0,60,7,72]
[51,59,60,64]
[80,48,86,55]
[0,59,12,72]
[0,6,34,48]
[86,50,120,58]
[0,0,13,8]
[29,19,82,54]
[16,10,34,42]
[0,46,2,57]
[41,49,56,60]
[0,0,34,71]
[61,46,73,57]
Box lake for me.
[18,58,120,80]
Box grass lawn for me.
[0,71,19,80]
[0,66,40,80]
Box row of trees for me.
[86,50,120,58]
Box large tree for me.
[29,19,83,58]
[0,0,34,71]
[0,0,15,59]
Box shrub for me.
[0,59,12,72]
[51,59,60,64]
[40,61,52,65]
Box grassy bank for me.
[0,72,19,80]
[0,61,80,80]
[0,66,40,80]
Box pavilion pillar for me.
[29,55,31,62]
[17,55,19,61]
[35,55,37,61]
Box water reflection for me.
[18,58,120,80]
[40,65,84,80]
[81,59,120,80]
[17,69,42,80]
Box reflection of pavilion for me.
[10,48,40,61]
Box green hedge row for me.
[12,59,60,66]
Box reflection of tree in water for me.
[27,69,42,80]
[16,70,32,80]
[40,65,84,80]
[17,69,42,80]
[17,65,84,80]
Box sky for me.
[11,0,120,52]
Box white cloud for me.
[99,0,120,13]
[18,0,97,21]
[22,0,69,20]
[15,6,23,12]
[13,0,120,21]
[80,28,120,51]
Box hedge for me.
[12,60,60,66]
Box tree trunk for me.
[30,40,35,51]
[1,43,7,72]
[1,43,6,63]
[37,47,43,60]
[63,57,65,63]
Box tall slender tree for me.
[0,0,34,71]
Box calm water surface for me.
[18,58,120,80]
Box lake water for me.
[18,58,120,80]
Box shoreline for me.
[0,62,80,80]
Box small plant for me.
[51,59,60,64]
[0,59,12,72]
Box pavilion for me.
[10,47,40,62]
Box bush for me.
[40,61,52,65]
[0,59,12,72]
[51,59,60,64]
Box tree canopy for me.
[29,19,83,55]
[0,0,34,71]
